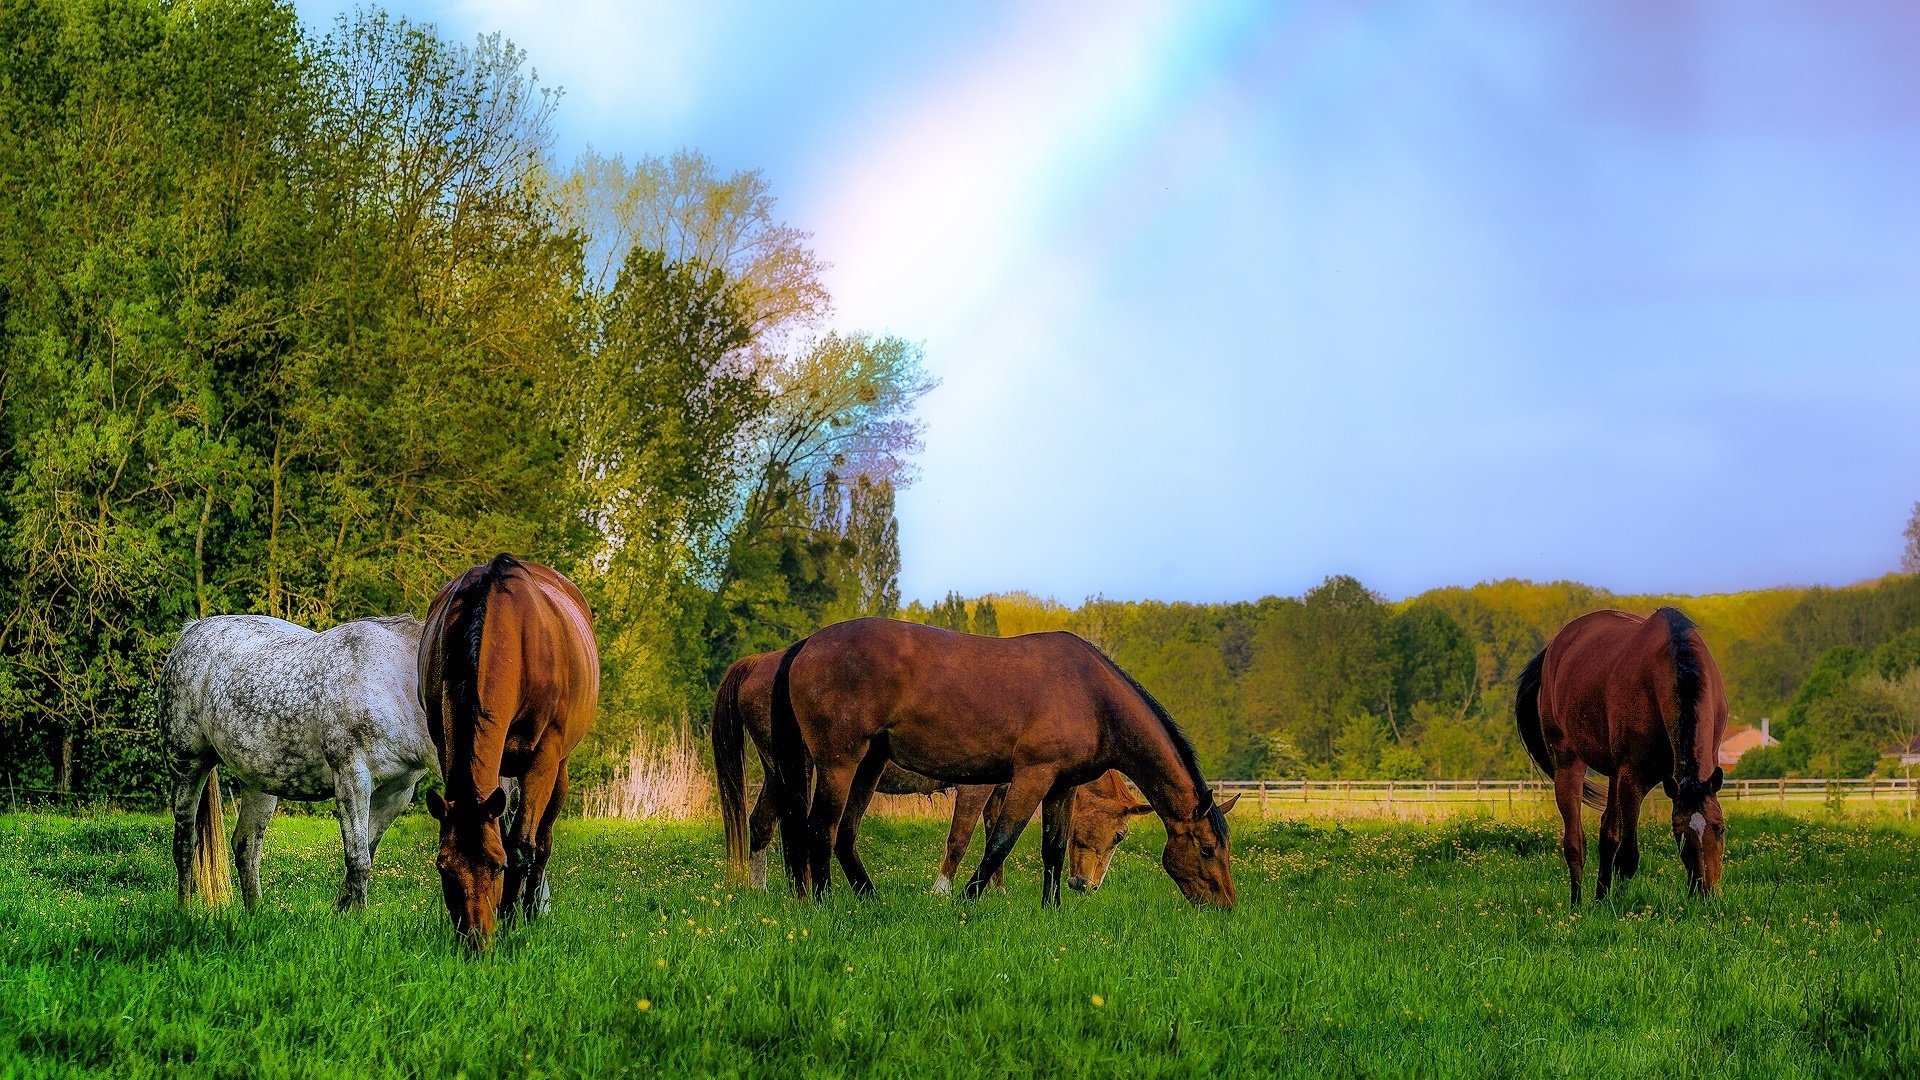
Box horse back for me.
[1541,609,1725,777]
[421,556,598,784]
[786,619,1114,782]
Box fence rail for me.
[1209,776,1920,818]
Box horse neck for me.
[1107,697,1205,822]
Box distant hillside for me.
[905,574,1920,779]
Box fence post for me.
[1778,777,1786,808]
[1387,779,1394,811]
[1260,779,1269,820]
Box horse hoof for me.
[930,875,952,896]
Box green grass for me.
[1,810,1916,1078]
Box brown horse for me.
[418,554,598,943]
[1516,607,1726,906]
[711,650,1147,893]
[748,618,1237,907]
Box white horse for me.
[160,614,437,909]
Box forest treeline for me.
[0,1,929,796]
[906,574,1920,781]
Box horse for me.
[1515,607,1727,906]
[743,618,1238,907]
[418,554,598,944]
[712,651,1152,893]
[160,614,437,910]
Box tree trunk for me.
[56,732,73,795]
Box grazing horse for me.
[160,615,436,910]
[419,555,598,944]
[712,651,1149,893]
[1516,607,1727,906]
[1065,770,1156,892]
[744,618,1238,907]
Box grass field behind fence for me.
[2,809,1916,1077]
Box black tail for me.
[443,553,518,802]
[768,639,812,897]
[712,658,754,882]
[1515,650,1552,778]
[1515,648,1604,809]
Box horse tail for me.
[1515,650,1552,778]
[712,657,754,883]
[194,768,232,907]
[768,638,812,896]
[1515,649,1605,810]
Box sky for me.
[297,0,1920,605]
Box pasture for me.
[2,810,1915,1078]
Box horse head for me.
[426,787,509,944]
[1663,767,1725,896]
[1066,784,1156,893]
[1158,792,1241,909]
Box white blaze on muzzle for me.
[1688,812,1706,839]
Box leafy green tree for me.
[1334,713,1388,778]
[973,598,1000,637]
[1250,732,1306,780]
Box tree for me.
[972,598,1000,637]
[1905,502,1920,574]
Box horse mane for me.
[361,614,423,629]
[1656,606,1710,809]
[1079,639,1226,843]
[442,554,521,802]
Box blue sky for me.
[296,1,1920,604]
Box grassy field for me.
[2,809,1915,1078]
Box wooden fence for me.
[1209,777,1920,819]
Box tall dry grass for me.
[582,726,712,820]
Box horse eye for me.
[1200,845,1216,859]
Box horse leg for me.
[366,769,423,860]
[965,770,1055,900]
[233,790,277,909]
[935,785,993,895]
[1039,785,1074,908]
[507,753,565,922]
[1613,768,1648,883]
[522,760,567,920]
[1596,771,1623,902]
[983,785,1009,892]
[748,766,780,890]
[806,757,861,900]
[834,745,889,897]
[170,755,214,906]
[1553,762,1588,907]
[330,761,375,911]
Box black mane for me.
[1656,606,1710,809]
[1083,640,1227,844]
[443,553,521,801]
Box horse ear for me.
[1707,766,1724,794]
[425,791,447,821]
[1217,793,1242,816]
[482,787,508,820]
[1124,802,1155,817]
[1661,778,1678,800]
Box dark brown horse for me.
[1516,607,1726,906]
[711,651,1146,893]
[742,618,1237,907]
[418,554,598,943]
